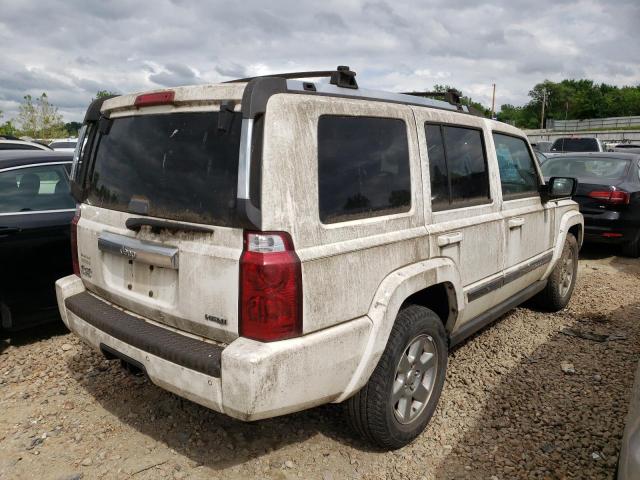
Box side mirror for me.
[541,177,578,202]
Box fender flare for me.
[542,210,583,280]
[335,257,463,402]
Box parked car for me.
[551,137,605,153]
[56,67,582,449]
[0,151,75,329]
[0,137,53,151]
[541,152,640,257]
[48,138,78,152]
[613,144,640,155]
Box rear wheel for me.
[345,305,448,449]
[536,233,578,311]
[621,231,640,258]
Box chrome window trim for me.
[0,161,73,173]
[0,208,76,217]
[236,118,254,200]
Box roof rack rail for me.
[401,89,463,108]
[225,65,358,89]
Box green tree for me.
[64,121,83,137]
[94,90,119,100]
[501,79,640,128]
[17,93,67,139]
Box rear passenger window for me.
[318,116,411,223]
[0,164,75,214]
[425,124,490,210]
[493,133,540,199]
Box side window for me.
[425,125,449,210]
[493,133,539,199]
[318,115,411,224]
[0,164,75,214]
[425,123,491,210]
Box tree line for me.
[497,80,640,129]
[424,80,640,129]
[0,90,117,139]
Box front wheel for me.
[345,305,448,449]
[536,233,579,311]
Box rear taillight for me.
[588,189,630,205]
[239,231,302,342]
[134,91,175,108]
[71,209,80,276]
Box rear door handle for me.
[437,232,463,247]
[508,218,525,229]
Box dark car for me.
[550,137,605,153]
[541,152,640,256]
[0,150,75,329]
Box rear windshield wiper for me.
[125,217,213,234]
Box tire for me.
[536,233,579,311]
[345,304,448,449]
[621,231,640,258]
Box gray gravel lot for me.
[1,246,639,480]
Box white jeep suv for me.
[56,67,583,448]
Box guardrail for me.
[524,129,640,144]
[546,116,640,131]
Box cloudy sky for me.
[1,0,638,123]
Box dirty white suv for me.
[56,67,583,449]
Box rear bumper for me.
[583,212,639,245]
[56,275,372,421]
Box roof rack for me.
[401,89,463,109]
[225,65,358,89]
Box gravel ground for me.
[1,246,639,480]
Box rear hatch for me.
[76,85,246,343]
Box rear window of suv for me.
[86,111,242,226]
[551,138,599,152]
[318,116,411,224]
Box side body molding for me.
[542,209,584,280]
[335,257,463,402]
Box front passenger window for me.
[493,133,540,199]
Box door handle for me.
[508,218,525,229]
[437,232,463,247]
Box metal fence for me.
[547,116,640,131]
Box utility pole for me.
[540,89,547,129]
[491,83,496,119]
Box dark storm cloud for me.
[0,0,638,122]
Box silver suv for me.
[56,66,583,448]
